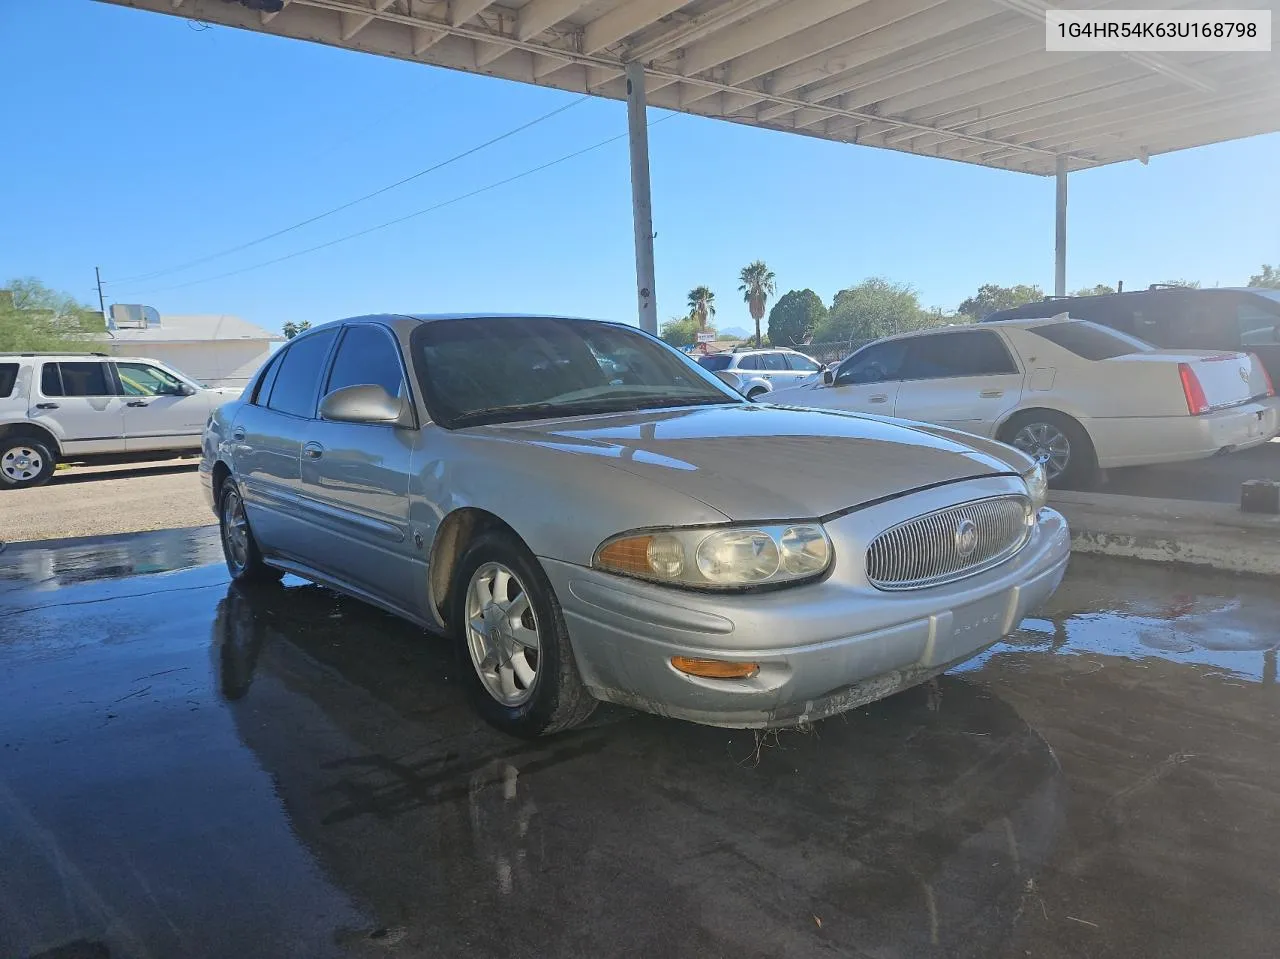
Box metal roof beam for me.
[583,0,688,55]
[450,0,491,26]
[627,0,776,63]
[516,0,588,42]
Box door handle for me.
[126,400,150,408]
[870,394,888,403]
[979,389,1004,398]
[35,402,59,410]
[303,442,324,459]
[232,427,246,441]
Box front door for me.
[32,361,125,455]
[797,339,909,414]
[892,330,1024,437]
[298,324,420,616]
[115,361,210,452]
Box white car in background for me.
[695,347,825,399]
[767,316,1279,486]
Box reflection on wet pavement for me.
[2,536,1277,958]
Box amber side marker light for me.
[671,657,760,680]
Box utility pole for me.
[95,266,107,322]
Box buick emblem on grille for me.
[954,518,979,558]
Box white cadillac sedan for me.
[201,314,1069,738]
[769,316,1279,486]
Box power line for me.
[120,114,677,297]
[106,94,590,286]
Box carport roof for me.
[101,0,1278,175]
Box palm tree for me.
[738,260,776,347]
[687,286,716,331]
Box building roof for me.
[106,314,284,343]
[100,0,1280,176]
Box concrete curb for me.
[1049,490,1280,576]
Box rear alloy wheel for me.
[1003,411,1096,488]
[218,478,283,584]
[0,437,56,490]
[451,529,596,738]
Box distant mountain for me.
[717,326,752,339]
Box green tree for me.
[815,277,934,343]
[283,320,312,339]
[738,260,776,347]
[1071,284,1117,296]
[767,289,827,347]
[0,277,103,352]
[659,316,716,348]
[686,286,716,331]
[1248,264,1280,289]
[956,283,1044,320]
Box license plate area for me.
[927,591,1013,666]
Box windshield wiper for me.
[448,402,566,426]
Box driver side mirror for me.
[320,384,404,425]
[822,369,834,386]
[178,383,197,396]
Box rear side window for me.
[266,328,338,418]
[697,354,732,371]
[1025,322,1152,360]
[0,363,17,398]
[1238,297,1280,346]
[40,362,112,397]
[902,330,1019,380]
[737,354,761,370]
[325,325,407,399]
[250,351,283,406]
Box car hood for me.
[471,404,1020,520]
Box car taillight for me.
[1178,362,1209,415]
[1250,352,1275,397]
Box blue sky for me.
[2,0,1276,335]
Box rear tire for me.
[1000,410,1097,489]
[449,528,596,738]
[0,435,57,490]
[218,476,284,584]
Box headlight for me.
[594,523,833,589]
[1022,462,1048,514]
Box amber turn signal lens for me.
[671,657,760,680]
[597,535,653,576]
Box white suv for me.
[0,352,240,488]
[695,347,825,399]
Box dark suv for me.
[983,287,1280,384]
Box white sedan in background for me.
[767,316,1279,486]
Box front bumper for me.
[543,479,1070,729]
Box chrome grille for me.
[865,495,1032,590]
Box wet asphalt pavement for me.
[2,532,1278,959]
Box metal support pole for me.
[95,266,107,321]
[625,61,657,334]
[1054,156,1067,298]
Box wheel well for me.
[997,407,1097,458]
[428,507,518,628]
[0,422,61,455]
[212,460,231,498]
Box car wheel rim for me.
[1012,423,1071,479]
[465,562,540,707]
[1,446,42,483]
[221,488,250,574]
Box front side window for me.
[40,362,111,397]
[0,363,18,398]
[266,328,338,418]
[411,317,739,429]
[116,362,188,397]
[786,353,821,372]
[902,330,1019,380]
[325,325,407,399]
[1026,321,1152,360]
[835,340,909,385]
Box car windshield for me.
[696,354,733,371]
[1024,320,1153,360]
[412,317,742,428]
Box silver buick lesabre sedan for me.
[200,314,1070,738]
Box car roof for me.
[0,352,161,362]
[873,313,1076,343]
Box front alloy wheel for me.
[465,562,541,706]
[1011,422,1072,480]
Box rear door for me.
[758,351,792,388]
[115,360,209,452]
[789,340,908,413]
[893,330,1024,437]
[232,328,338,563]
[298,323,420,613]
[33,361,125,454]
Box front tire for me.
[0,436,57,489]
[218,477,283,584]
[449,528,596,738]
[1000,411,1097,488]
